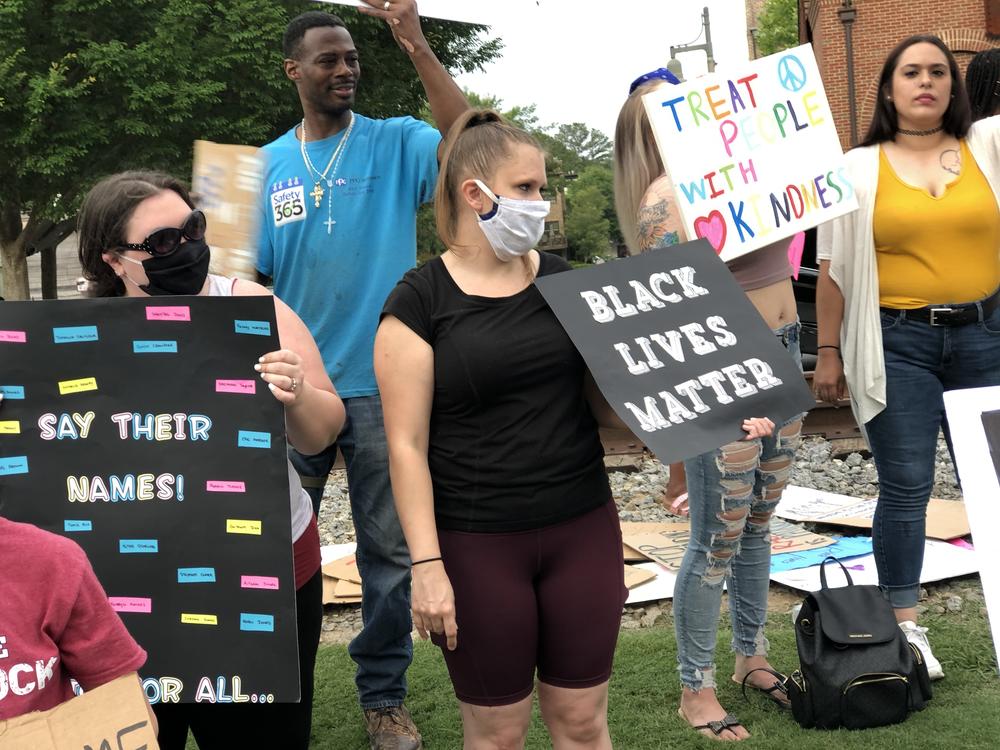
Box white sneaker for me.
[899,620,944,680]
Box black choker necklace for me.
[897,124,944,136]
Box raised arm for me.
[359,0,469,144]
[637,174,688,252]
[374,314,458,650]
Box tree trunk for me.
[0,236,29,300]
[41,245,58,299]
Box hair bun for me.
[464,110,503,130]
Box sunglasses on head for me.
[119,210,207,257]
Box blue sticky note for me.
[0,386,25,399]
[770,537,874,574]
[237,430,271,449]
[240,613,275,632]
[133,340,178,354]
[0,456,28,476]
[177,567,217,583]
[53,326,99,343]
[64,520,93,532]
[119,539,159,553]
[234,320,272,336]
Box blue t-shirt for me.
[257,114,440,397]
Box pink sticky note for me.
[241,575,280,590]
[787,232,806,280]
[146,306,191,322]
[109,596,152,613]
[207,480,247,493]
[216,379,256,394]
[0,330,27,343]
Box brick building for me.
[799,0,1000,149]
[745,0,769,59]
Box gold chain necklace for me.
[299,114,355,234]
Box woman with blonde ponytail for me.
[376,110,628,749]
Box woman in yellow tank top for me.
[815,35,1000,683]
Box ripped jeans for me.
[673,320,803,690]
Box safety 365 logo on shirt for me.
[270,177,306,228]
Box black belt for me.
[881,287,1000,327]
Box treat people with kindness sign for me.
[642,44,858,260]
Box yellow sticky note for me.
[181,613,218,625]
[226,519,262,535]
[0,421,20,435]
[58,377,98,395]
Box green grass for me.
[188,609,1000,748]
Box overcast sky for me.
[455,0,752,138]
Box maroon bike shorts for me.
[431,500,627,706]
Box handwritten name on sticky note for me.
[227,519,262,535]
[109,597,152,614]
[0,386,25,399]
[119,539,159,553]
[240,613,275,632]
[237,430,271,449]
[181,613,218,625]
[58,377,98,395]
[0,456,29,476]
[53,326,99,343]
[216,379,256,395]
[0,421,20,435]
[178,567,216,583]
[241,575,280,590]
[133,340,178,353]
[235,320,272,336]
[146,306,191,322]
[64,520,93,532]
[0,330,27,343]
[206,480,246,493]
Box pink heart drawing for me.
[693,210,727,253]
[787,231,806,280]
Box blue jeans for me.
[673,321,804,690]
[865,305,1000,609]
[290,394,413,709]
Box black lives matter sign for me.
[535,239,815,464]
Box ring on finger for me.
[290,377,298,392]
[383,1,390,10]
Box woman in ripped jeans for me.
[614,69,804,742]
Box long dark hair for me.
[966,48,1000,121]
[860,34,971,147]
[77,171,194,298]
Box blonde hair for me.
[613,80,666,254]
[435,109,543,276]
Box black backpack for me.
[785,558,933,730]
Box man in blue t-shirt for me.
[256,2,468,747]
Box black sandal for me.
[678,708,745,738]
[735,667,790,709]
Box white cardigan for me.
[817,117,1000,426]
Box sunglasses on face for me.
[119,210,207,257]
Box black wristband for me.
[411,556,442,567]
[817,345,841,351]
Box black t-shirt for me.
[381,252,611,533]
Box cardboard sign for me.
[192,140,262,281]
[642,44,858,261]
[322,553,363,584]
[777,485,971,540]
[944,386,1000,672]
[624,565,657,589]
[0,675,158,750]
[770,539,978,592]
[0,297,299,703]
[625,562,678,605]
[534,241,815,465]
[620,521,688,561]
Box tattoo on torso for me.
[940,148,961,176]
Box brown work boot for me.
[363,704,423,750]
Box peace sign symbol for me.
[778,54,807,92]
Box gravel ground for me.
[317,435,976,645]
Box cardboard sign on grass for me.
[0,297,299,703]
[943,386,1000,673]
[0,675,158,750]
[642,44,857,261]
[534,240,815,465]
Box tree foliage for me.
[564,180,611,261]
[756,0,799,57]
[0,0,501,298]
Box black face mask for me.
[122,239,211,296]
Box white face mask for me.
[474,180,551,262]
